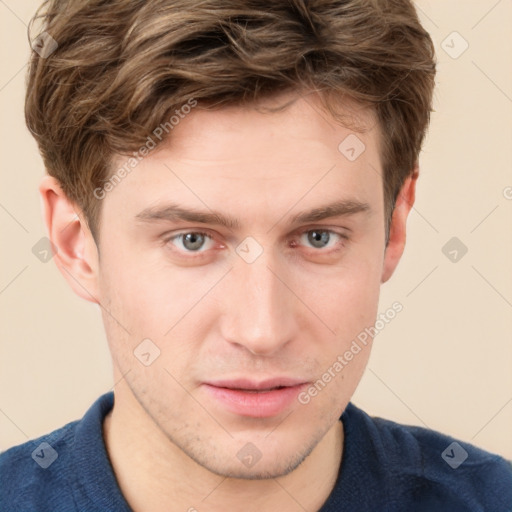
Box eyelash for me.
[163,228,349,258]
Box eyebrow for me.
[135,199,371,230]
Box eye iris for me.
[308,230,330,249]
[183,233,205,251]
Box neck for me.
[103,386,344,512]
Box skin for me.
[40,90,416,512]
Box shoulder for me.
[0,419,79,511]
[0,392,115,512]
[342,403,512,511]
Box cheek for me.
[98,243,188,327]
[299,264,381,411]
[293,243,383,342]
[97,247,226,380]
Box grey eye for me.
[305,230,332,249]
[171,232,213,252]
[182,233,206,251]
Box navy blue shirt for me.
[1,392,511,511]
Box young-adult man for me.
[1,1,511,510]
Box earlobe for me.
[39,175,100,304]
[381,167,418,283]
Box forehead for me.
[104,92,383,228]
[164,92,379,163]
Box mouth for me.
[227,386,287,393]
[201,378,309,418]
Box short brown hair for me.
[25,0,436,243]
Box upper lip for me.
[204,377,308,391]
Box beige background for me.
[1,1,511,460]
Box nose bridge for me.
[220,247,295,355]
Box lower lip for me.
[202,383,307,418]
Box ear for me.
[381,167,418,283]
[39,175,100,303]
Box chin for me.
[184,438,317,481]
[205,456,308,481]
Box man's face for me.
[95,92,390,478]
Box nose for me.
[219,248,297,356]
